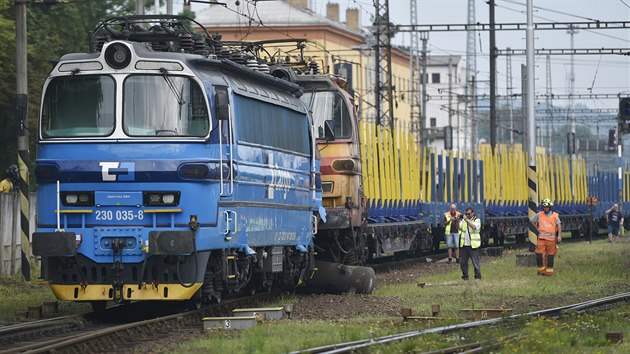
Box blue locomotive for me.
[32,16,318,308]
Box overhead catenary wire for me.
[587,54,603,93]
[188,0,623,134]
[498,0,600,22]
[495,1,630,44]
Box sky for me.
[180,0,630,116]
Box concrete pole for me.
[456,100,461,151]
[506,48,514,144]
[619,123,624,214]
[568,25,578,201]
[526,0,538,251]
[167,0,173,15]
[448,56,453,132]
[421,33,428,147]
[136,0,145,15]
[489,0,497,151]
[471,76,477,153]
[521,64,527,149]
[15,0,31,281]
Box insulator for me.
[151,42,163,51]
[258,62,270,74]
[230,52,245,64]
[246,57,259,71]
[95,36,108,52]
[179,33,194,53]
[210,40,223,56]
[193,39,208,55]
[309,60,319,74]
[219,48,231,60]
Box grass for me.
[175,321,398,354]
[164,239,630,353]
[506,308,630,353]
[374,239,630,317]
[385,304,630,353]
[0,274,90,324]
[1,239,627,353]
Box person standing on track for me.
[530,199,561,276]
[443,204,461,263]
[605,204,622,243]
[459,206,482,282]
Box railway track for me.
[418,334,524,354]
[0,300,208,353]
[1,232,611,353]
[288,293,630,353]
[0,314,90,353]
[0,294,273,354]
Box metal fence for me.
[0,192,36,276]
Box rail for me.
[289,292,630,354]
[0,294,272,354]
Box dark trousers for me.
[460,246,481,280]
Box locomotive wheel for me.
[334,228,368,265]
[355,230,369,265]
[491,225,503,246]
[497,228,505,246]
[432,233,441,252]
[571,230,581,239]
[187,290,205,310]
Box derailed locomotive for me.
[32,16,320,308]
[272,65,433,266]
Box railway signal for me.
[619,97,630,134]
[608,129,617,151]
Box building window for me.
[430,117,437,127]
[432,73,441,84]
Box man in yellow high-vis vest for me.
[459,206,482,282]
[444,204,461,263]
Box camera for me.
[458,214,465,220]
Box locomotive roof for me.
[56,41,304,98]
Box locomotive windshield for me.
[42,75,115,137]
[301,91,352,139]
[123,75,209,137]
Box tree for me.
[0,0,195,173]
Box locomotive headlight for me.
[143,191,180,206]
[162,194,175,204]
[61,192,95,206]
[105,42,132,70]
[65,194,78,204]
[331,159,358,174]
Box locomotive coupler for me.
[111,239,125,302]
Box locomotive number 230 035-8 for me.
[95,210,145,221]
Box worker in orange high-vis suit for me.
[529,199,562,276]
